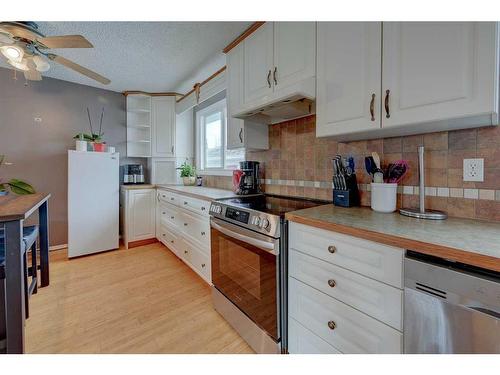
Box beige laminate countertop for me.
[286,205,500,272]
[156,185,238,201]
[121,184,156,190]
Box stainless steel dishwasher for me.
[404,251,500,353]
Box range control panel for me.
[209,202,278,238]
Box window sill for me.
[198,169,234,177]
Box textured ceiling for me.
[0,21,251,93]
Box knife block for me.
[332,174,360,207]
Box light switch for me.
[463,158,484,182]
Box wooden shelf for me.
[127,108,150,113]
[128,124,151,129]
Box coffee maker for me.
[234,161,260,195]
[123,164,145,184]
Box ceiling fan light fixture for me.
[8,58,29,71]
[1,45,24,62]
[33,55,50,72]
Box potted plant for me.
[0,155,35,196]
[177,161,197,186]
[74,107,106,152]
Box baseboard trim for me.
[128,238,158,249]
[49,244,67,251]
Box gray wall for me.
[0,67,147,246]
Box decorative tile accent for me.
[479,189,495,200]
[425,187,437,196]
[437,187,450,197]
[496,190,500,201]
[449,188,464,198]
[403,186,414,195]
[464,188,479,199]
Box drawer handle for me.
[201,263,206,268]
[184,250,188,254]
[162,211,166,215]
[327,321,336,330]
[184,201,188,205]
[201,231,206,236]
[162,194,166,198]
[170,240,174,244]
[170,197,174,201]
[162,233,166,237]
[201,207,206,211]
[184,223,188,226]
[170,216,174,219]
[328,279,336,288]
[328,245,336,254]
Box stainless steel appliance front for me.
[210,217,281,353]
[404,253,500,353]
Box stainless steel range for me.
[209,194,326,354]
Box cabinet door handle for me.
[162,211,166,215]
[327,321,336,330]
[384,89,391,118]
[267,70,271,88]
[170,216,174,219]
[370,93,375,121]
[238,128,243,143]
[273,67,278,85]
[328,245,336,254]
[171,145,174,154]
[184,223,188,226]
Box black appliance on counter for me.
[123,164,145,184]
[209,194,327,354]
[236,161,260,195]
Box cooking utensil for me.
[386,160,409,183]
[371,152,381,170]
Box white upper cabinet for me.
[151,96,176,157]
[316,22,382,137]
[244,22,275,106]
[316,22,499,140]
[227,41,269,150]
[273,22,316,98]
[237,22,316,115]
[382,22,498,129]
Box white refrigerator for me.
[68,150,120,257]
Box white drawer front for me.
[158,190,180,206]
[180,211,210,251]
[158,223,182,257]
[289,250,403,330]
[289,222,403,288]
[289,278,402,354]
[159,203,180,229]
[289,318,341,354]
[182,236,211,283]
[179,195,210,217]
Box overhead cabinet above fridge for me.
[316,22,500,140]
[228,22,317,124]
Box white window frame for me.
[195,98,243,176]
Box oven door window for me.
[211,226,278,340]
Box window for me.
[196,98,245,174]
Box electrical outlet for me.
[463,158,484,182]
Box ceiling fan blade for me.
[38,35,93,49]
[24,60,42,81]
[47,54,110,85]
[0,23,40,42]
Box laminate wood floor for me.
[25,243,254,354]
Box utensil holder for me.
[333,174,360,207]
[371,183,398,213]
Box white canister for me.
[371,183,398,213]
[75,140,87,152]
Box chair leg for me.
[31,243,37,295]
[23,252,29,320]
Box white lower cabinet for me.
[121,187,156,249]
[288,222,404,354]
[156,188,211,284]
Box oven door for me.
[210,217,280,341]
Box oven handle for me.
[211,219,279,256]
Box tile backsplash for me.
[204,115,500,221]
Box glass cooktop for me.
[219,194,328,217]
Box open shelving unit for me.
[126,94,152,157]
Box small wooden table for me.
[0,192,51,354]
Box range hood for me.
[235,95,315,124]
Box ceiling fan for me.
[0,21,110,84]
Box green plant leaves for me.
[8,179,36,195]
[176,162,196,177]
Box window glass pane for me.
[225,148,245,170]
[204,112,222,169]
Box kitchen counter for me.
[120,184,156,190]
[156,185,238,201]
[286,205,500,272]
